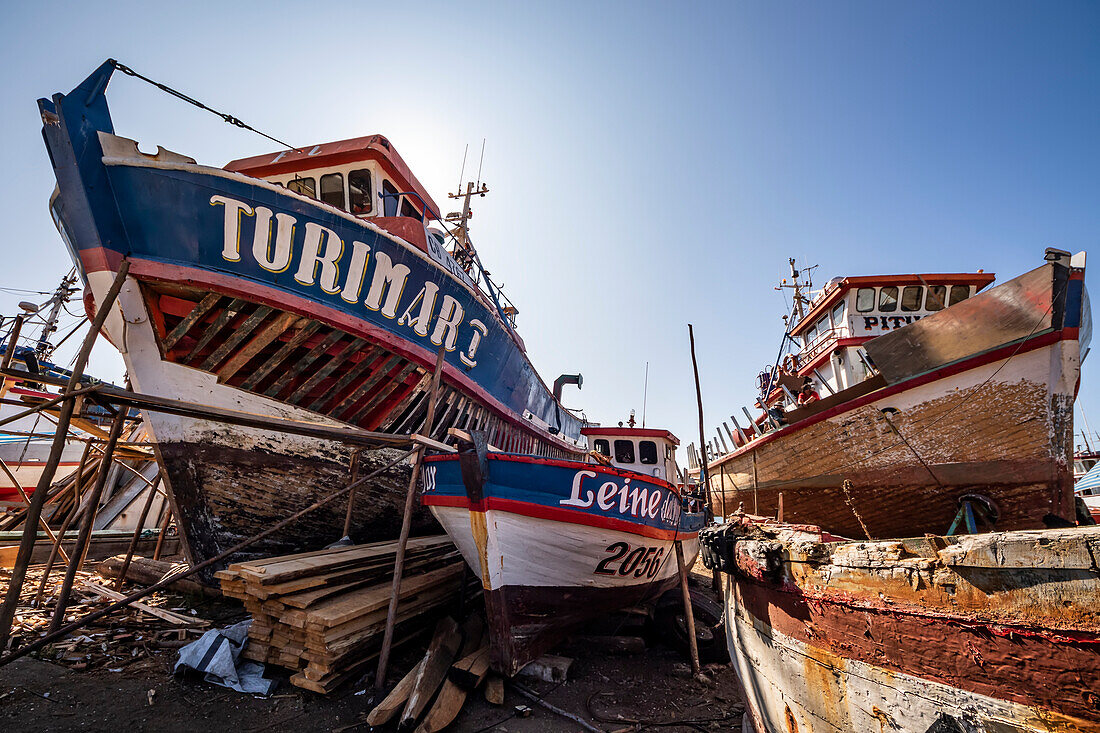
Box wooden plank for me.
[201,305,275,371]
[400,616,463,730]
[183,298,248,363]
[345,362,420,424]
[217,311,301,383]
[287,337,367,406]
[239,320,322,391]
[82,581,208,627]
[265,330,346,399]
[367,659,425,726]
[383,372,434,432]
[484,674,504,705]
[308,345,382,412]
[329,355,402,418]
[413,644,491,733]
[161,292,222,350]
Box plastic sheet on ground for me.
[174,620,275,695]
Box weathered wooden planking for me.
[400,617,463,730]
[367,658,425,726]
[413,644,492,733]
[226,535,453,582]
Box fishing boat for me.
[699,516,1100,732]
[695,251,1089,539]
[37,61,586,573]
[421,424,706,675]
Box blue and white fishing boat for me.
[422,425,706,675]
[37,61,586,571]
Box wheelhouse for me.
[582,426,681,483]
[781,272,996,396]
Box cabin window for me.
[639,441,658,465]
[831,302,846,331]
[382,180,399,217]
[856,288,875,312]
[400,196,422,220]
[926,285,947,311]
[320,173,345,210]
[349,169,373,214]
[593,439,610,457]
[949,285,971,306]
[878,286,898,312]
[287,177,316,199]
[901,286,923,312]
[614,440,635,464]
[805,324,818,347]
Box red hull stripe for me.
[714,328,1067,467]
[423,494,691,541]
[82,251,580,454]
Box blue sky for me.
[1,2,1098,454]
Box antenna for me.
[642,361,649,428]
[475,138,486,189]
[456,144,468,194]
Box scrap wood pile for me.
[367,614,495,733]
[1,562,209,672]
[216,534,475,693]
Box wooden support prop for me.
[674,539,701,676]
[113,474,163,590]
[0,458,68,564]
[366,659,424,727]
[1,315,25,370]
[688,324,721,593]
[33,443,93,606]
[0,260,129,650]
[374,348,447,694]
[399,616,462,731]
[0,446,415,667]
[152,505,172,561]
[49,406,128,633]
[341,452,360,541]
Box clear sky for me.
[1,2,1098,456]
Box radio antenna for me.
[456,144,468,195]
[642,361,649,428]
[475,138,486,189]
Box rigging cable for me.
[108,60,300,153]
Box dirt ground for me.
[0,565,745,732]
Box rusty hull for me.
[719,518,1100,731]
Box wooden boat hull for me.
[701,519,1100,732]
[423,452,705,675]
[38,63,585,576]
[708,260,1087,539]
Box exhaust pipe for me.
[553,373,583,402]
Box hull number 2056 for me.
[594,542,667,578]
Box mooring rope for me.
[108,59,300,152]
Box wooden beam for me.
[399,616,463,728]
[183,298,248,363]
[200,304,274,371]
[89,384,412,448]
[287,337,366,406]
[239,320,322,391]
[264,330,345,399]
[309,346,383,412]
[366,659,424,727]
[217,311,301,383]
[161,292,222,350]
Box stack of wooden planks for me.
[216,534,471,693]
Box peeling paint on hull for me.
[707,521,1100,732]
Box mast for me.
[35,271,80,360]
